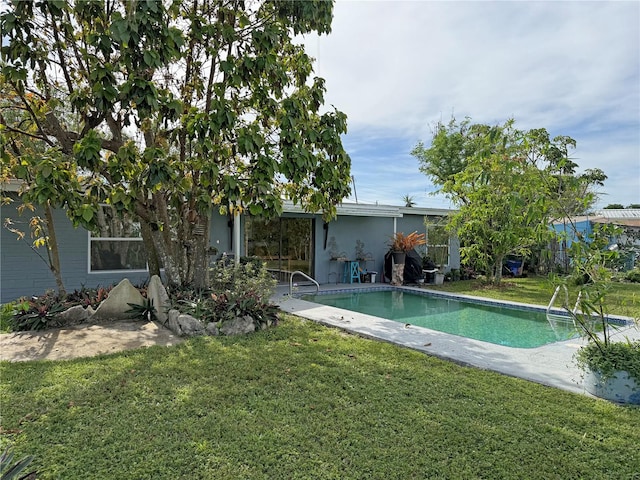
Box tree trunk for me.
[44,201,66,296]
[492,254,504,284]
[151,227,184,288]
[190,215,210,290]
[140,220,161,277]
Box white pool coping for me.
[273,283,639,398]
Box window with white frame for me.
[89,206,148,272]
[426,221,449,267]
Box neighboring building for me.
[1,182,460,302]
[551,209,640,271]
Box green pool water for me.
[303,289,580,348]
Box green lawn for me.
[1,316,639,479]
[427,276,640,318]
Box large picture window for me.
[89,206,148,272]
[426,221,449,267]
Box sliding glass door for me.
[245,217,314,281]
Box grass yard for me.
[1,315,639,479]
[428,275,640,319]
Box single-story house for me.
[1,180,460,302]
[552,209,640,270]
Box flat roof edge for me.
[282,201,455,218]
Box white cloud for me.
[301,0,639,208]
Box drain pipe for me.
[234,210,241,265]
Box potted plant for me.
[327,236,347,261]
[563,224,640,404]
[355,239,369,261]
[389,231,426,262]
[388,231,426,285]
[575,338,639,404]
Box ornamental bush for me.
[170,258,278,330]
[7,286,115,331]
[625,268,640,283]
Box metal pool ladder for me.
[546,285,581,332]
[289,271,320,297]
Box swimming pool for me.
[302,288,580,348]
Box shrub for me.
[172,288,216,324]
[126,298,157,322]
[1,302,21,333]
[11,295,66,331]
[625,268,640,283]
[65,285,113,309]
[209,291,279,329]
[7,285,114,331]
[575,340,640,382]
[169,259,279,331]
[210,258,276,300]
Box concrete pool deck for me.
[273,283,640,398]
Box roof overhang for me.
[282,201,456,218]
[591,217,640,228]
[552,210,640,228]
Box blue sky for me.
[302,0,640,209]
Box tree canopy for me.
[412,118,607,282]
[1,0,352,288]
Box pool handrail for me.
[289,271,320,296]
[546,285,581,327]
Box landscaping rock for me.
[91,278,145,322]
[220,315,256,336]
[167,311,205,337]
[147,275,171,325]
[205,322,220,336]
[167,309,181,335]
[56,305,93,326]
[178,314,205,336]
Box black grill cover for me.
[384,249,423,284]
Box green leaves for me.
[73,129,103,170]
[109,14,130,46]
[144,151,175,189]
[80,204,95,223]
[420,118,568,282]
[143,50,160,68]
[3,0,351,287]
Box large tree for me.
[1,0,351,289]
[412,118,606,283]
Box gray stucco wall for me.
[311,211,460,285]
[1,202,461,302]
[313,215,394,284]
[1,202,150,302]
[210,212,234,259]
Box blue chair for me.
[343,261,361,283]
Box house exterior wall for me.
[551,214,640,271]
[552,219,593,249]
[314,214,392,284]
[309,210,460,284]
[1,200,461,301]
[1,201,149,302]
[210,212,233,259]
